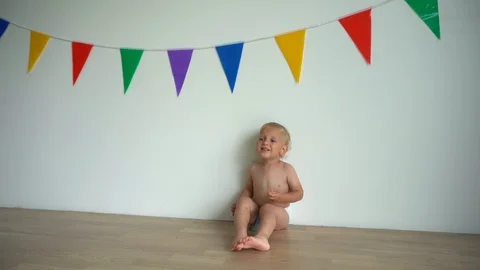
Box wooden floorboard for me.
[1,207,479,270]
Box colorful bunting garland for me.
[0,0,441,96]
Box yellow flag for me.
[28,31,50,73]
[275,29,306,83]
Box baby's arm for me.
[270,164,303,203]
[238,166,254,198]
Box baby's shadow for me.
[216,131,259,249]
[236,132,259,186]
[215,131,259,221]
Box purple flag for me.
[167,49,193,96]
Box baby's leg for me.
[240,204,289,251]
[232,196,258,250]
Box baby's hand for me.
[268,190,282,202]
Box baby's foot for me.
[231,234,247,251]
[240,236,270,251]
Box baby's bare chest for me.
[251,168,288,192]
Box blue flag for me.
[216,42,244,93]
[0,18,9,39]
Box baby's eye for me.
[270,139,276,142]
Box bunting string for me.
[1,0,396,51]
[0,0,441,95]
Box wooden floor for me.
[1,208,479,270]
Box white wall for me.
[1,0,479,234]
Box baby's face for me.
[256,127,287,160]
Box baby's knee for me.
[236,196,254,209]
[259,203,277,215]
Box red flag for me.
[339,9,372,65]
[72,42,93,85]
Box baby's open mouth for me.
[261,147,270,152]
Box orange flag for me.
[275,29,306,83]
[28,31,50,73]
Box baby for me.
[231,122,304,251]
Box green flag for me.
[405,0,441,39]
[120,48,144,93]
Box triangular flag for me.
[275,29,306,83]
[72,42,93,85]
[0,18,9,39]
[28,31,50,73]
[120,48,144,94]
[339,9,372,65]
[215,42,244,93]
[404,0,441,39]
[167,49,193,96]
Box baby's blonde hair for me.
[260,122,291,151]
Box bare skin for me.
[231,124,304,251]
